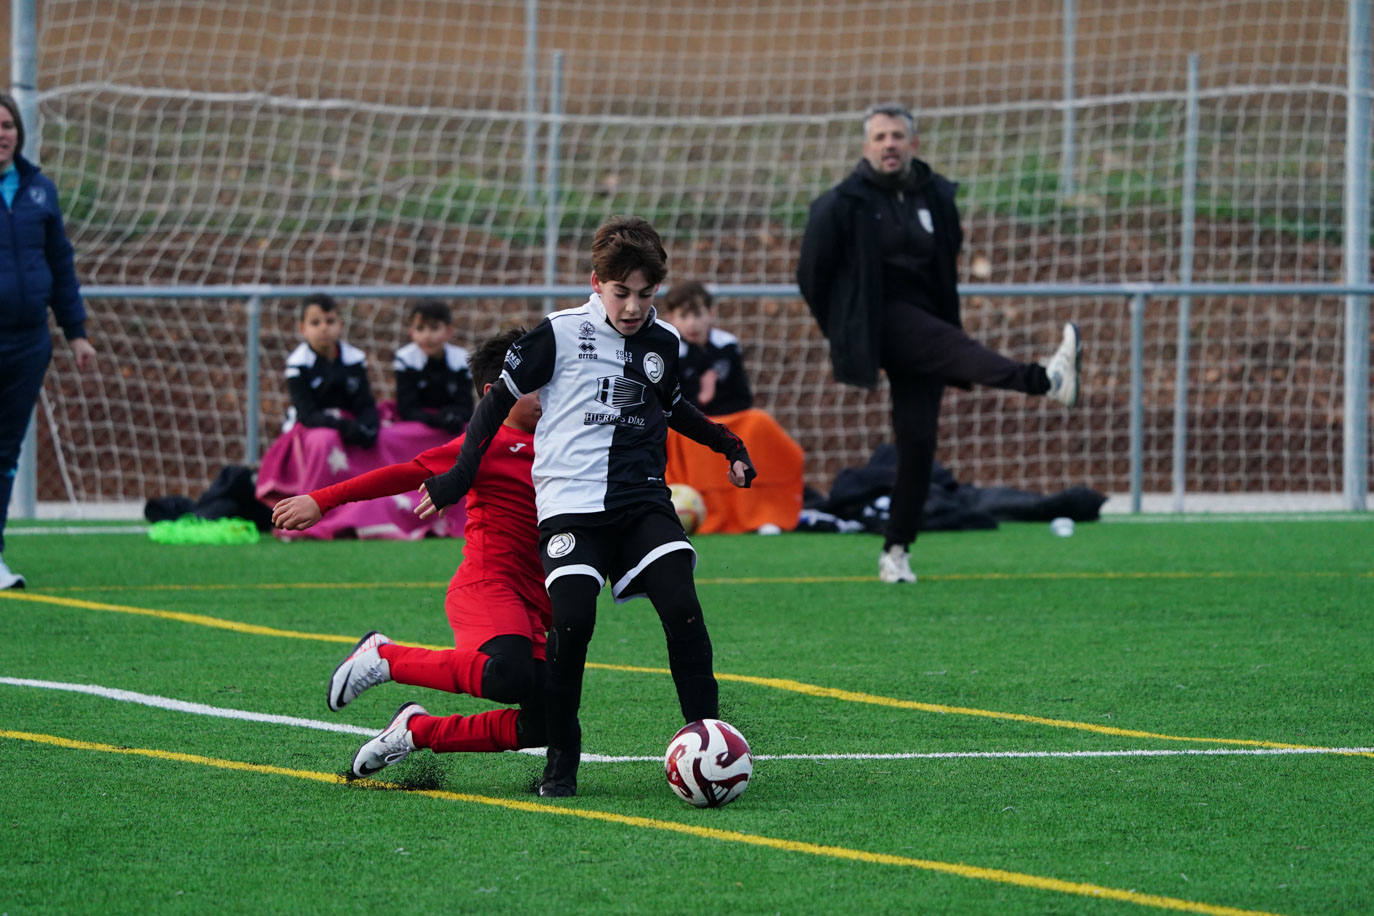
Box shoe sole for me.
[328,629,382,712]
[1069,323,1082,406]
[1060,322,1083,408]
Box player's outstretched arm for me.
[416,379,518,518]
[279,459,436,528]
[272,494,323,530]
[667,397,757,488]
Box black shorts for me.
[538,501,696,603]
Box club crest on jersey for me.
[595,375,646,410]
[28,187,47,206]
[578,321,596,339]
[918,207,934,234]
[546,532,576,558]
[642,352,664,383]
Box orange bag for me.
[665,408,804,534]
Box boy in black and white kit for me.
[393,299,474,434]
[660,280,753,416]
[285,293,379,448]
[417,215,755,797]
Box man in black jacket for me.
[798,103,1082,584]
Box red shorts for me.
[445,579,549,661]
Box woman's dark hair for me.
[0,93,26,158]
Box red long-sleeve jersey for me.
[310,424,548,616]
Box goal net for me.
[8,0,1367,511]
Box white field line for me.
[5,676,1372,764]
[2,676,375,736]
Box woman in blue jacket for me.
[0,92,96,589]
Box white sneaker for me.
[352,701,426,778]
[327,630,393,711]
[0,556,25,590]
[1046,322,1083,407]
[878,545,917,584]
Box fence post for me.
[522,0,539,205]
[542,51,564,314]
[11,0,39,519]
[1060,0,1077,198]
[1130,293,1146,513]
[245,292,263,465]
[1174,54,1199,512]
[1344,0,1371,511]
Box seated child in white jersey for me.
[392,298,474,435]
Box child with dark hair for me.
[660,280,806,535]
[272,327,550,778]
[285,293,379,447]
[659,281,752,415]
[393,298,474,434]
[416,215,757,797]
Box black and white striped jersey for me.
[500,293,684,520]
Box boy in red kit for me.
[271,328,548,778]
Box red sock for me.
[379,643,488,697]
[409,708,520,753]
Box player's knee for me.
[478,635,536,703]
[481,654,535,704]
[653,583,707,640]
[547,574,601,646]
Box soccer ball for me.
[668,483,707,534]
[664,718,753,808]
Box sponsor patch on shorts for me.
[546,532,576,558]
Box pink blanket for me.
[256,417,466,541]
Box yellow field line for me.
[0,591,360,645]
[0,728,1284,916]
[29,568,1374,592]
[5,590,1363,756]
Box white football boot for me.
[1046,322,1083,407]
[878,545,917,584]
[352,702,426,778]
[327,630,393,711]
[0,555,25,590]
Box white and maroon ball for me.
[664,718,753,808]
